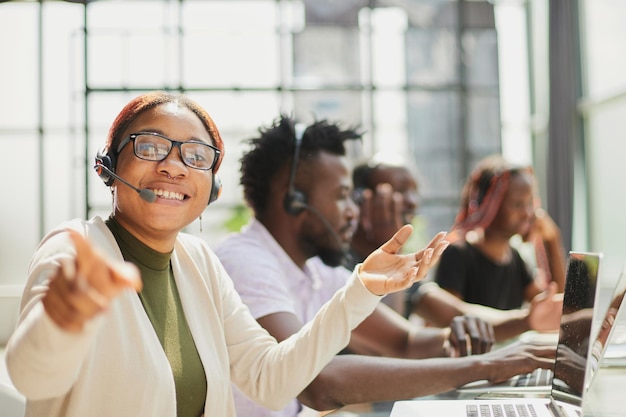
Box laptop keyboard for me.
[466,403,538,417]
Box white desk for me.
[582,366,625,417]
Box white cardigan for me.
[5,217,381,417]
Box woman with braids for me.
[434,154,566,310]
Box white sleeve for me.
[226,267,381,410]
[5,302,104,399]
[4,224,105,400]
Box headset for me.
[94,146,222,205]
[283,122,308,215]
[281,121,354,267]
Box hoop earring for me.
[199,213,203,234]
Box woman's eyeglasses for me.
[117,132,221,171]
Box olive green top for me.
[106,216,207,417]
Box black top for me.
[434,241,533,310]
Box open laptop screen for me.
[585,266,626,389]
[551,252,602,406]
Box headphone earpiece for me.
[95,149,116,186]
[283,122,308,216]
[284,189,307,215]
[209,174,222,205]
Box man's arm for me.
[412,282,562,342]
[349,303,451,359]
[527,208,567,292]
[298,342,555,412]
[258,306,450,360]
[260,294,494,365]
[257,309,555,413]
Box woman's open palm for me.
[359,226,448,295]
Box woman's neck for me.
[472,232,513,264]
[111,214,178,254]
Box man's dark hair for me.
[240,114,362,217]
[352,162,377,191]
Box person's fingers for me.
[425,231,448,252]
[67,229,142,293]
[378,224,414,254]
[401,232,448,283]
[449,316,495,356]
[67,229,97,268]
[109,262,142,291]
[391,191,404,229]
[373,183,394,224]
[533,281,559,305]
[67,229,111,294]
[476,318,495,353]
[59,256,112,312]
[41,232,142,332]
[408,232,448,283]
[43,271,82,329]
[486,320,496,350]
[450,317,469,357]
[412,248,434,281]
[428,238,450,264]
[359,188,373,233]
[463,317,482,355]
[43,268,96,332]
[359,230,448,295]
[470,316,492,354]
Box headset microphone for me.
[94,163,157,203]
[304,203,355,268]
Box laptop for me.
[390,252,605,417]
[584,266,626,382]
[457,252,602,396]
[601,282,626,367]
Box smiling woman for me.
[4,91,449,417]
[101,96,221,252]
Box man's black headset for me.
[94,141,222,205]
[281,121,354,266]
[283,122,308,215]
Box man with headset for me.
[214,115,556,417]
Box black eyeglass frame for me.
[117,131,221,171]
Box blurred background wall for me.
[0,0,624,290]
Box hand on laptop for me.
[448,315,495,357]
[482,340,556,384]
